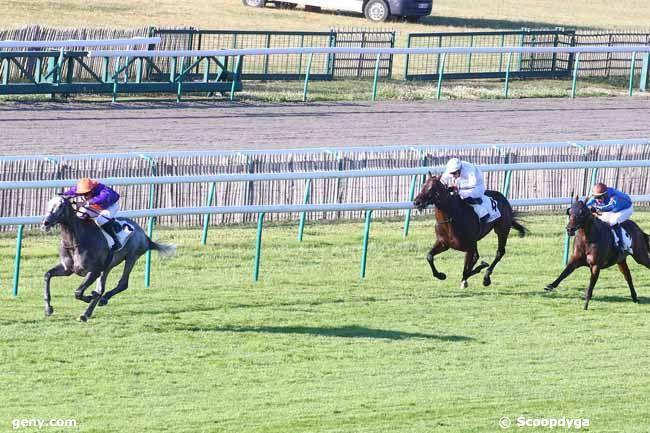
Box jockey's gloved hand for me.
[589,206,598,214]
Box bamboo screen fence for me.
[2,142,650,231]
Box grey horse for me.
[41,195,176,321]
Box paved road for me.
[1,97,649,155]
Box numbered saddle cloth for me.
[101,220,134,251]
[612,226,633,254]
[480,195,501,223]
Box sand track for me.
[1,97,649,155]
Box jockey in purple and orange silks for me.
[63,178,123,250]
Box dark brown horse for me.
[413,173,527,288]
[544,198,650,309]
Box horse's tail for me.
[148,240,177,258]
[511,211,529,238]
[512,220,528,238]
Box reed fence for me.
[2,142,650,231]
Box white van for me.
[242,0,433,22]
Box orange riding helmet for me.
[76,178,99,194]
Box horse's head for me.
[41,196,73,232]
[413,172,450,211]
[566,198,592,236]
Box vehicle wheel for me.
[275,1,297,8]
[242,0,265,7]
[364,0,390,22]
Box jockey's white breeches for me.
[93,202,120,226]
[459,184,486,200]
[597,206,634,226]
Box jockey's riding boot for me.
[612,224,625,252]
[102,223,121,252]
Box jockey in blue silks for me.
[63,178,123,251]
[585,182,634,252]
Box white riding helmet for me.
[446,158,462,173]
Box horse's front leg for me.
[583,265,601,310]
[544,256,585,292]
[79,271,110,322]
[427,241,449,280]
[44,263,73,316]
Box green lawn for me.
[3,0,649,31]
[3,1,649,103]
[2,212,650,432]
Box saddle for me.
[465,195,501,224]
[611,226,633,254]
[100,220,134,251]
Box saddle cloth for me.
[612,226,633,254]
[101,220,135,251]
[469,195,501,223]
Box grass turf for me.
[1,212,650,432]
[3,0,650,32]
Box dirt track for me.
[1,97,649,155]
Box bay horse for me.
[413,173,527,288]
[41,195,176,321]
[544,198,650,309]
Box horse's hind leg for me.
[427,241,450,281]
[44,263,73,316]
[74,271,101,304]
[99,258,137,307]
[483,227,508,287]
[631,245,650,271]
[618,261,638,303]
[79,271,109,322]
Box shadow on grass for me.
[174,324,475,341]
[590,295,648,304]
[543,287,648,305]
[419,15,593,31]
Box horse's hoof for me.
[77,315,88,322]
[434,272,447,281]
[460,280,468,289]
[483,276,491,287]
[75,292,91,303]
[44,305,54,316]
[98,297,108,307]
[544,285,555,292]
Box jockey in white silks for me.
[440,158,490,223]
